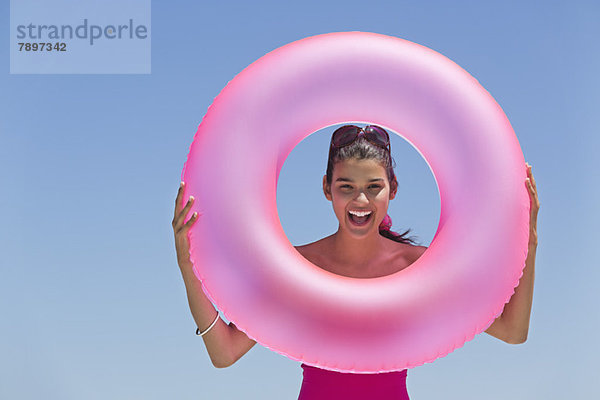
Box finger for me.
[174,196,195,228]
[175,210,199,235]
[173,196,195,228]
[174,181,185,217]
[182,212,199,232]
[526,178,537,197]
[525,178,534,195]
[527,175,538,199]
[526,164,537,190]
[529,170,537,191]
[526,178,540,210]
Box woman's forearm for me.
[500,244,536,343]
[179,262,234,368]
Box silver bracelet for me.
[196,310,220,336]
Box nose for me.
[353,191,369,203]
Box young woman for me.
[172,125,539,399]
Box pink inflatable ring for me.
[181,32,530,373]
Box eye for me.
[369,185,381,189]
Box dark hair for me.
[325,132,419,245]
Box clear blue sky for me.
[1,1,599,399]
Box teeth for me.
[349,210,372,217]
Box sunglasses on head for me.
[330,125,391,152]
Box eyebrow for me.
[335,178,384,183]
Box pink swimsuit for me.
[298,363,410,400]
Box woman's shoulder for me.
[294,236,330,260]
[386,241,428,268]
[411,244,428,258]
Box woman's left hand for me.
[525,162,540,248]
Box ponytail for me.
[378,214,419,245]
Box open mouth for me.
[348,210,373,226]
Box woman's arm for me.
[173,182,256,368]
[485,163,539,344]
[178,262,257,367]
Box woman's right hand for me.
[172,181,257,367]
[172,181,199,269]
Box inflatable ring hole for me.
[277,124,440,279]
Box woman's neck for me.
[328,229,388,270]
